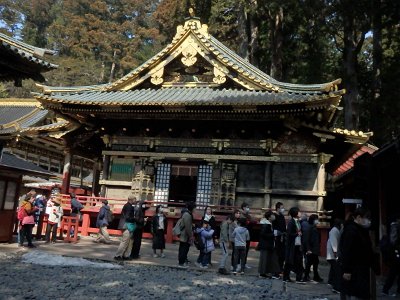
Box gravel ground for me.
[0,252,331,300]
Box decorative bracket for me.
[213,66,227,84]
[150,67,164,85]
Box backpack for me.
[173,218,184,236]
[194,230,205,251]
[17,206,27,221]
[106,209,114,223]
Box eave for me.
[0,32,58,85]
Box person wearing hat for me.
[95,200,112,244]
[45,196,63,244]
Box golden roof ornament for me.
[189,7,195,18]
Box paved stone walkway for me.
[0,235,396,299]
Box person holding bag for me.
[115,195,136,260]
[19,194,38,248]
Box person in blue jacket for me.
[196,219,215,268]
[95,200,111,244]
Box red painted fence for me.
[38,195,329,255]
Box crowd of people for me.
[15,190,400,299]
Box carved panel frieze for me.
[274,132,318,154]
[219,163,237,206]
[131,160,155,201]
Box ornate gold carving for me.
[181,45,197,66]
[213,66,226,84]
[318,153,333,164]
[150,68,164,85]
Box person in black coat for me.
[339,207,376,299]
[303,214,323,282]
[115,196,136,260]
[130,199,149,259]
[382,215,400,296]
[283,207,305,283]
[152,205,167,258]
[273,201,286,272]
[258,210,280,278]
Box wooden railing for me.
[47,194,329,256]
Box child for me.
[196,220,215,268]
[218,214,234,275]
[152,205,167,258]
[232,218,250,275]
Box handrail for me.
[59,194,322,220]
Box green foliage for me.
[0,83,8,98]
[1,0,399,146]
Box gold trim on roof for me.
[0,98,41,107]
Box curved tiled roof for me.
[0,152,52,176]
[0,32,58,70]
[0,32,58,84]
[332,144,378,177]
[0,99,48,134]
[34,88,343,107]
[103,18,341,93]
[35,17,342,95]
[20,120,70,133]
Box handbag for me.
[126,222,136,233]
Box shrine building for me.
[33,16,371,213]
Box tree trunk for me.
[100,61,105,83]
[269,6,283,80]
[248,4,260,68]
[342,13,360,130]
[372,0,382,101]
[237,3,249,60]
[109,50,117,83]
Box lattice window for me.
[154,163,171,202]
[110,159,134,181]
[196,165,213,207]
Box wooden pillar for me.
[81,213,90,236]
[79,158,84,187]
[100,154,110,197]
[61,148,72,194]
[264,162,272,208]
[316,153,331,211]
[92,160,101,197]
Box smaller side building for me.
[0,152,51,242]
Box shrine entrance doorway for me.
[168,165,198,203]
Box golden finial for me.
[189,7,195,17]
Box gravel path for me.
[0,252,331,300]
